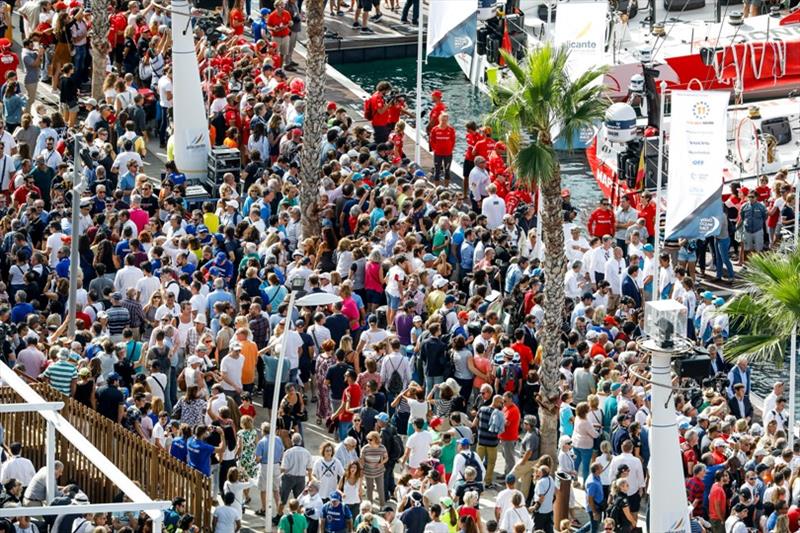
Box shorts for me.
[677,249,696,262]
[387,294,401,310]
[742,229,764,251]
[747,0,762,6]
[358,0,372,10]
[280,474,306,502]
[258,462,281,492]
[364,289,385,306]
[61,102,78,114]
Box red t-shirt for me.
[638,202,656,237]
[787,505,800,531]
[370,93,390,127]
[338,383,362,422]
[229,8,245,35]
[428,101,446,132]
[267,10,292,38]
[708,483,727,521]
[109,13,127,47]
[239,403,256,418]
[0,52,18,83]
[498,403,520,441]
[588,207,616,238]
[429,125,455,156]
[511,341,533,375]
[464,131,481,161]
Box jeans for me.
[157,103,171,145]
[73,44,88,84]
[168,365,178,411]
[715,237,734,279]
[338,421,353,442]
[424,375,444,396]
[401,0,418,23]
[433,154,452,182]
[574,447,593,483]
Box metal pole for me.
[67,134,83,338]
[414,7,424,165]
[46,420,55,503]
[264,292,296,532]
[789,172,800,447]
[652,81,667,301]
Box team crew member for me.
[429,113,456,186]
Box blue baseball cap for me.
[458,438,470,447]
[423,253,436,262]
[414,169,426,178]
[184,224,196,235]
[714,297,725,306]
[376,413,389,423]
[329,491,342,501]
[260,7,270,15]
[216,252,227,262]
[701,291,714,300]
[197,224,209,233]
[642,244,654,252]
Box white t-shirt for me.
[406,430,433,469]
[220,354,244,392]
[46,231,65,267]
[423,522,449,533]
[423,482,448,507]
[385,265,406,297]
[157,76,173,108]
[533,476,556,513]
[495,488,523,518]
[146,372,168,402]
[151,421,167,447]
[280,330,304,370]
[212,504,240,532]
[481,194,506,230]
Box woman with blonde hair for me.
[236,415,259,482]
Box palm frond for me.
[724,334,786,365]
[513,141,557,189]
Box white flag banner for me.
[665,90,729,240]
[553,2,608,80]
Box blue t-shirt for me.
[55,258,70,278]
[254,435,285,464]
[187,436,215,476]
[585,474,604,513]
[170,436,188,463]
[115,239,131,260]
[10,302,34,324]
[321,501,351,532]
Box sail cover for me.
[171,0,212,180]
[427,0,477,58]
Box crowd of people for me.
[0,0,793,531]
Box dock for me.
[298,4,426,64]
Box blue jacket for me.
[621,274,642,308]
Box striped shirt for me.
[106,305,131,335]
[121,298,146,329]
[477,406,499,447]
[360,444,387,477]
[43,361,77,395]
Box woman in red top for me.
[390,120,406,160]
[228,0,245,35]
[429,113,456,185]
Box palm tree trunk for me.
[89,0,110,100]
[537,161,568,459]
[299,0,325,238]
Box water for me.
[337,57,605,216]
[337,56,789,402]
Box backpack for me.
[387,429,404,462]
[498,362,519,393]
[460,451,483,482]
[386,358,404,396]
[169,281,191,303]
[363,96,374,121]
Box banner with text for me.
[427,0,477,58]
[554,2,608,80]
[665,90,729,240]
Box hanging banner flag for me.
[665,90,729,240]
[553,1,608,80]
[427,0,477,58]
[172,0,211,181]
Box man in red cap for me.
[0,39,18,87]
[427,89,446,136]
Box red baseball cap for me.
[431,89,443,99]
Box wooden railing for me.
[0,384,212,529]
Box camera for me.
[386,90,407,103]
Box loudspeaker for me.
[761,117,792,146]
[674,355,712,381]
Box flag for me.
[635,147,645,191]
[426,0,477,58]
[499,19,512,66]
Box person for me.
[320,491,352,533]
[278,498,308,533]
[577,463,605,533]
[429,113,455,186]
[212,492,241,533]
[532,465,556,533]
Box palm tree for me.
[88,0,110,100]
[298,0,325,238]
[723,249,800,365]
[487,44,608,457]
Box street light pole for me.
[652,81,667,301]
[67,134,84,338]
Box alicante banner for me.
[665,90,729,240]
[554,2,608,80]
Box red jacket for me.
[464,131,481,161]
[473,136,495,160]
[429,125,456,156]
[428,101,446,133]
[587,207,615,238]
[638,201,656,237]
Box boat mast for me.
[649,0,656,33]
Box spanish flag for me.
[499,19,512,66]
[635,147,646,192]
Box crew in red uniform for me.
[587,198,616,238]
[472,126,495,161]
[487,141,507,178]
[429,113,456,185]
[267,1,292,63]
[427,89,446,136]
[0,40,19,85]
[637,190,656,242]
[228,1,246,35]
[365,80,392,143]
[463,121,480,177]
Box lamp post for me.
[639,300,691,533]
[264,292,342,532]
[67,134,85,338]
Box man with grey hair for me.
[468,155,490,209]
[334,437,358,470]
[279,433,312,515]
[23,461,63,505]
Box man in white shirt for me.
[725,503,749,533]
[590,236,613,285]
[379,343,412,392]
[220,343,245,402]
[135,265,161,306]
[609,440,645,509]
[449,438,486,490]
[603,246,627,300]
[307,313,332,355]
[0,443,36,487]
[565,226,590,264]
[763,382,784,415]
[481,184,506,230]
[402,418,434,470]
[38,137,62,171]
[146,361,168,403]
[495,473,523,520]
[468,156,491,206]
[564,261,585,301]
[114,255,144,293]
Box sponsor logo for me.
[691,101,710,120]
[565,21,598,49]
[698,216,721,235]
[453,35,473,50]
[186,133,208,151]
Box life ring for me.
[735,117,760,174]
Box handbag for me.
[325,416,338,434]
